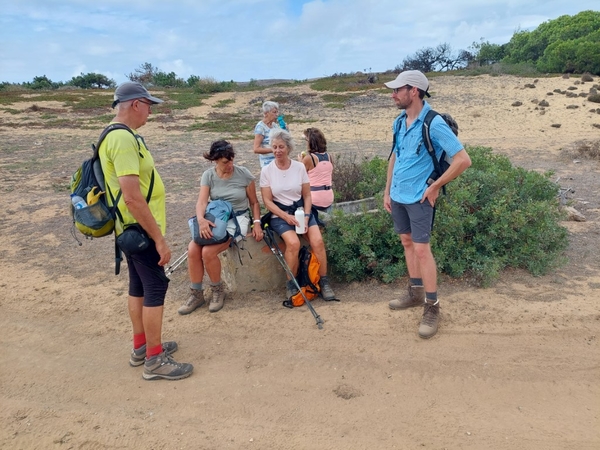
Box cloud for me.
[1,0,598,84]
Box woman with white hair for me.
[253,100,287,168]
[260,128,336,301]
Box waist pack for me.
[116,224,150,256]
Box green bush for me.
[323,147,568,286]
[68,72,115,89]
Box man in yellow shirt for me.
[100,82,193,380]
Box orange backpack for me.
[285,246,321,307]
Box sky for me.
[0,1,597,85]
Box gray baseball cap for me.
[384,70,431,97]
[112,82,164,108]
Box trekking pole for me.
[165,250,188,277]
[263,224,324,330]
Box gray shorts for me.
[390,199,434,243]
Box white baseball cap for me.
[384,70,430,97]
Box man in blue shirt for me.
[383,70,471,339]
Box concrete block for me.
[218,234,288,293]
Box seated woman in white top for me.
[259,129,336,301]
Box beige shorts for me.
[226,214,250,242]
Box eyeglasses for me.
[393,85,412,94]
[136,99,153,110]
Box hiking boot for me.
[389,284,425,310]
[286,279,300,299]
[178,288,205,315]
[143,351,193,381]
[129,341,178,367]
[319,276,336,301]
[209,283,225,313]
[418,300,440,339]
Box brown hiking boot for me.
[178,288,205,315]
[418,299,440,339]
[389,284,425,310]
[209,283,225,313]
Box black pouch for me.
[116,224,150,256]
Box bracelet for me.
[253,219,261,223]
[304,214,310,217]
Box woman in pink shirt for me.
[301,128,334,212]
[300,128,334,227]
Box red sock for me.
[147,344,163,358]
[133,333,146,349]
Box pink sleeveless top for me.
[308,153,334,208]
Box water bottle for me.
[295,207,306,234]
[70,193,87,209]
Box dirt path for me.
[1,74,599,449]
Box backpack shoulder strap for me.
[98,124,153,224]
[92,123,137,160]
[387,115,404,161]
[421,110,443,177]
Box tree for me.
[69,72,115,89]
[537,33,600,74]
[469,39,506,66]
[153,71,186,87]
[503,10,600,71]
[26,75,59,90]
[397,43,472,73]
[127,62,159,86]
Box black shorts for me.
[126,240,170,307]
[390,199,434,244]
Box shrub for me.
[332,155,387,202]
[570,140,600,160]
[191,77,237,94]
[323,147,568,286]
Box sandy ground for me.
[1,74,599,449]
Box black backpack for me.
[422,110,458,194]
[388,110,459,194]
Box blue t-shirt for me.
[390,101,464,204]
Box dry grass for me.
[568,139,600,160]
